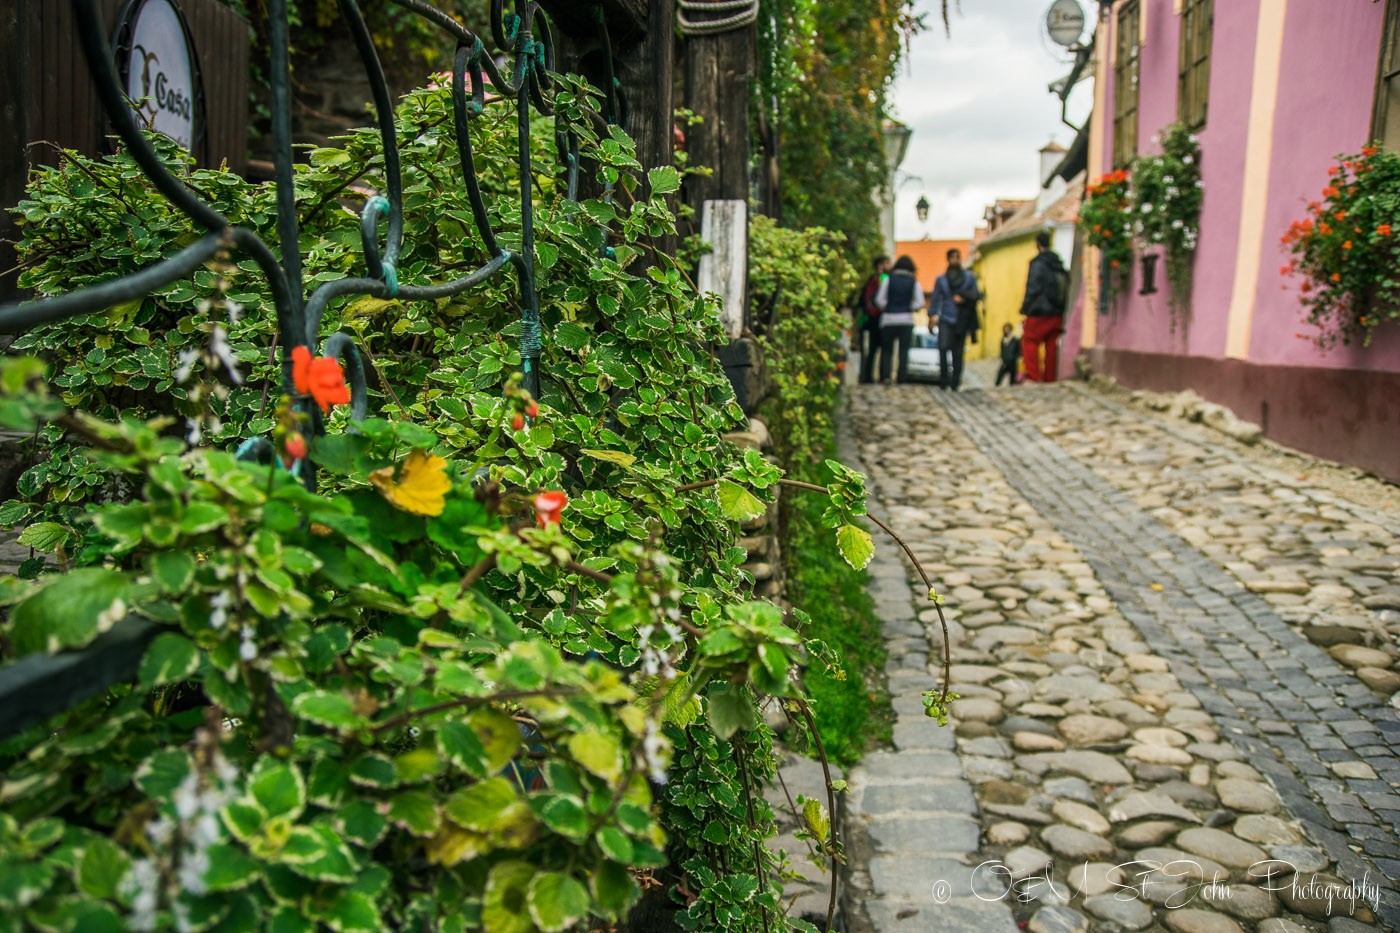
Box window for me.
[1375,0,1400,150]
[1178,0,1213,129]
[1113,1,1141,168]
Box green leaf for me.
[437,721,490,777]
[567,732,623,783]
[528,872,591,932]
[349,754,398,788]
[591,861,639,917]
[444,777,519,832]
[292,690,364,731]
[138,632,201,686]
[705,685,756,740]
[310,434,370,476]
[134,749,191,798]
[179,501,227,534]
[716,480,765,523]
[8,568,130,655]
[387,791,441,837]
[835,523,874,570]
[580,448,636,469]
[202,842,260,892]
[596,825,633,862]
[279,825,356,883]
[148,550,195,593]
[249,758,306,820]
[801,797,831,846]
[16,522,69,552]
[76,836,129,900]
[337,800,388,848]
[483,861,536,933]
[647,165,681,195]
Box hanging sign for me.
[1046,0,1087,48]
[120,0,199,150]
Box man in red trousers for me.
[1019,231,1068,382]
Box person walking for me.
[929,248,981,390]
[1020,231,1068,382]
[995,323,1021,386]
[855,256,889,383]
[873,255,924,384]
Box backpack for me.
[860,275,882,318]
[1047,263,1071,313]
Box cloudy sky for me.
[889,0,1095,242]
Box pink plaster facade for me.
[1077,0,1400,480]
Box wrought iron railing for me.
[0,0,612,739]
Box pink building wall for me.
[1096,0,1397,371]
[1086,0,1400,481]
[1251,0,1399,372]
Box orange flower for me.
[1343,241,1353,250]
[1279,265,1290,275]
[1380,224,1393,236]
[1327,166,1340,176]
[1331,273,1342,283]
[1322,186,1340,199]
[1362,146,1379,157]
[291,345,352,414]
[1336,211,1347,221]
[1319,222,1332,235]
[534,491,568,527]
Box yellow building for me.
[969,176,1083,361]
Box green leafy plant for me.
[1079,169,1134,299]
[1282,144,1400,348]
[1133,123,1203,324]
[1,67,954,931]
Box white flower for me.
[173,348,200,385]
[209,590,232,630]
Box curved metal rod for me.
[453,42,500,258]
[359,197,391,289]
[386,0,529,97]
[321,332,369,424]
[527,7,555,117]
[269,0,304,320]
[339,0,404,282]
[0,233,224,333]
[303,251,515,339]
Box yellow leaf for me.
[1150,583,1164,591]
[370,449,451,517]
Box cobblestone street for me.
[839,363,1400,933]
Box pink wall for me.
[1097,0,1260,359]
[1095,0,1399,374]
[1249,0,1400,373]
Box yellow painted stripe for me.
[1082,15,1112,349]
[1225,0,1289,360]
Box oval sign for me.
[1046,0,1087,48]
[124,0,197,148]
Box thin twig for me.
[734,741,773,933]
[793,697,840,933]
[371,687,578,734]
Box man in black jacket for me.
[1019,231,1068,382]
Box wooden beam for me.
[681,21,753,208]
[536,0,648,46]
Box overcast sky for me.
[889,0,1095,242]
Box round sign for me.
[1046,0,1087,48]
[123,0,198,149]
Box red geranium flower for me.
[291,346,352,414]
[534,490,568,527]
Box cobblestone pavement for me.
[841,366,1399,933]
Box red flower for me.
[1322,186,1340,199]
[1332,273,1342,283]
[285,432,307,461]
[1279,265,1290,275]
[1380,224,1393,236]
[1328,166,1340,176]
[290,346,351,414]
[511,413,525,431]
[534,490,568,527]
[1319,222,1332,235]
[1336,210,1347,221]
[1343,241,1353,250]
[1362,146,1379,157]
[525,400,540,418]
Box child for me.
[996,323,1021,386]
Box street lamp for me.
[915,195,930,224]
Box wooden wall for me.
[1,0,251,303]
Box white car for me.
[904,325,942,383]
